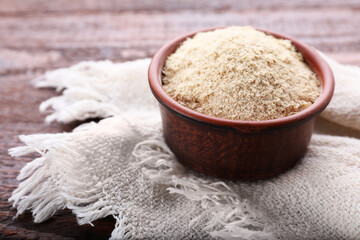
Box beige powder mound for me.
[162,26,321,121]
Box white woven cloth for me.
[9,55,360,240]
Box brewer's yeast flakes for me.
[162,26,320,121]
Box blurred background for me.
[1,0,360,73]
[0,0,359,239]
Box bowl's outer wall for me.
[160,103,316,180]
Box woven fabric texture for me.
[9,55,360,240]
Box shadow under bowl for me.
[148,27,335,180]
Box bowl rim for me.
[148,26,335,130]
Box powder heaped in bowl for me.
[162,26,321,121]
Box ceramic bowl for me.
[148,27,335,180]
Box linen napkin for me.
[9,55,360,240]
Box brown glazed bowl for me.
[148,27,335,180]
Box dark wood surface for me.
[0,0,359,239]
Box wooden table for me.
[1,0,359,239]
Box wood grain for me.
[1,0,359,239]
[1,0,359,14]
